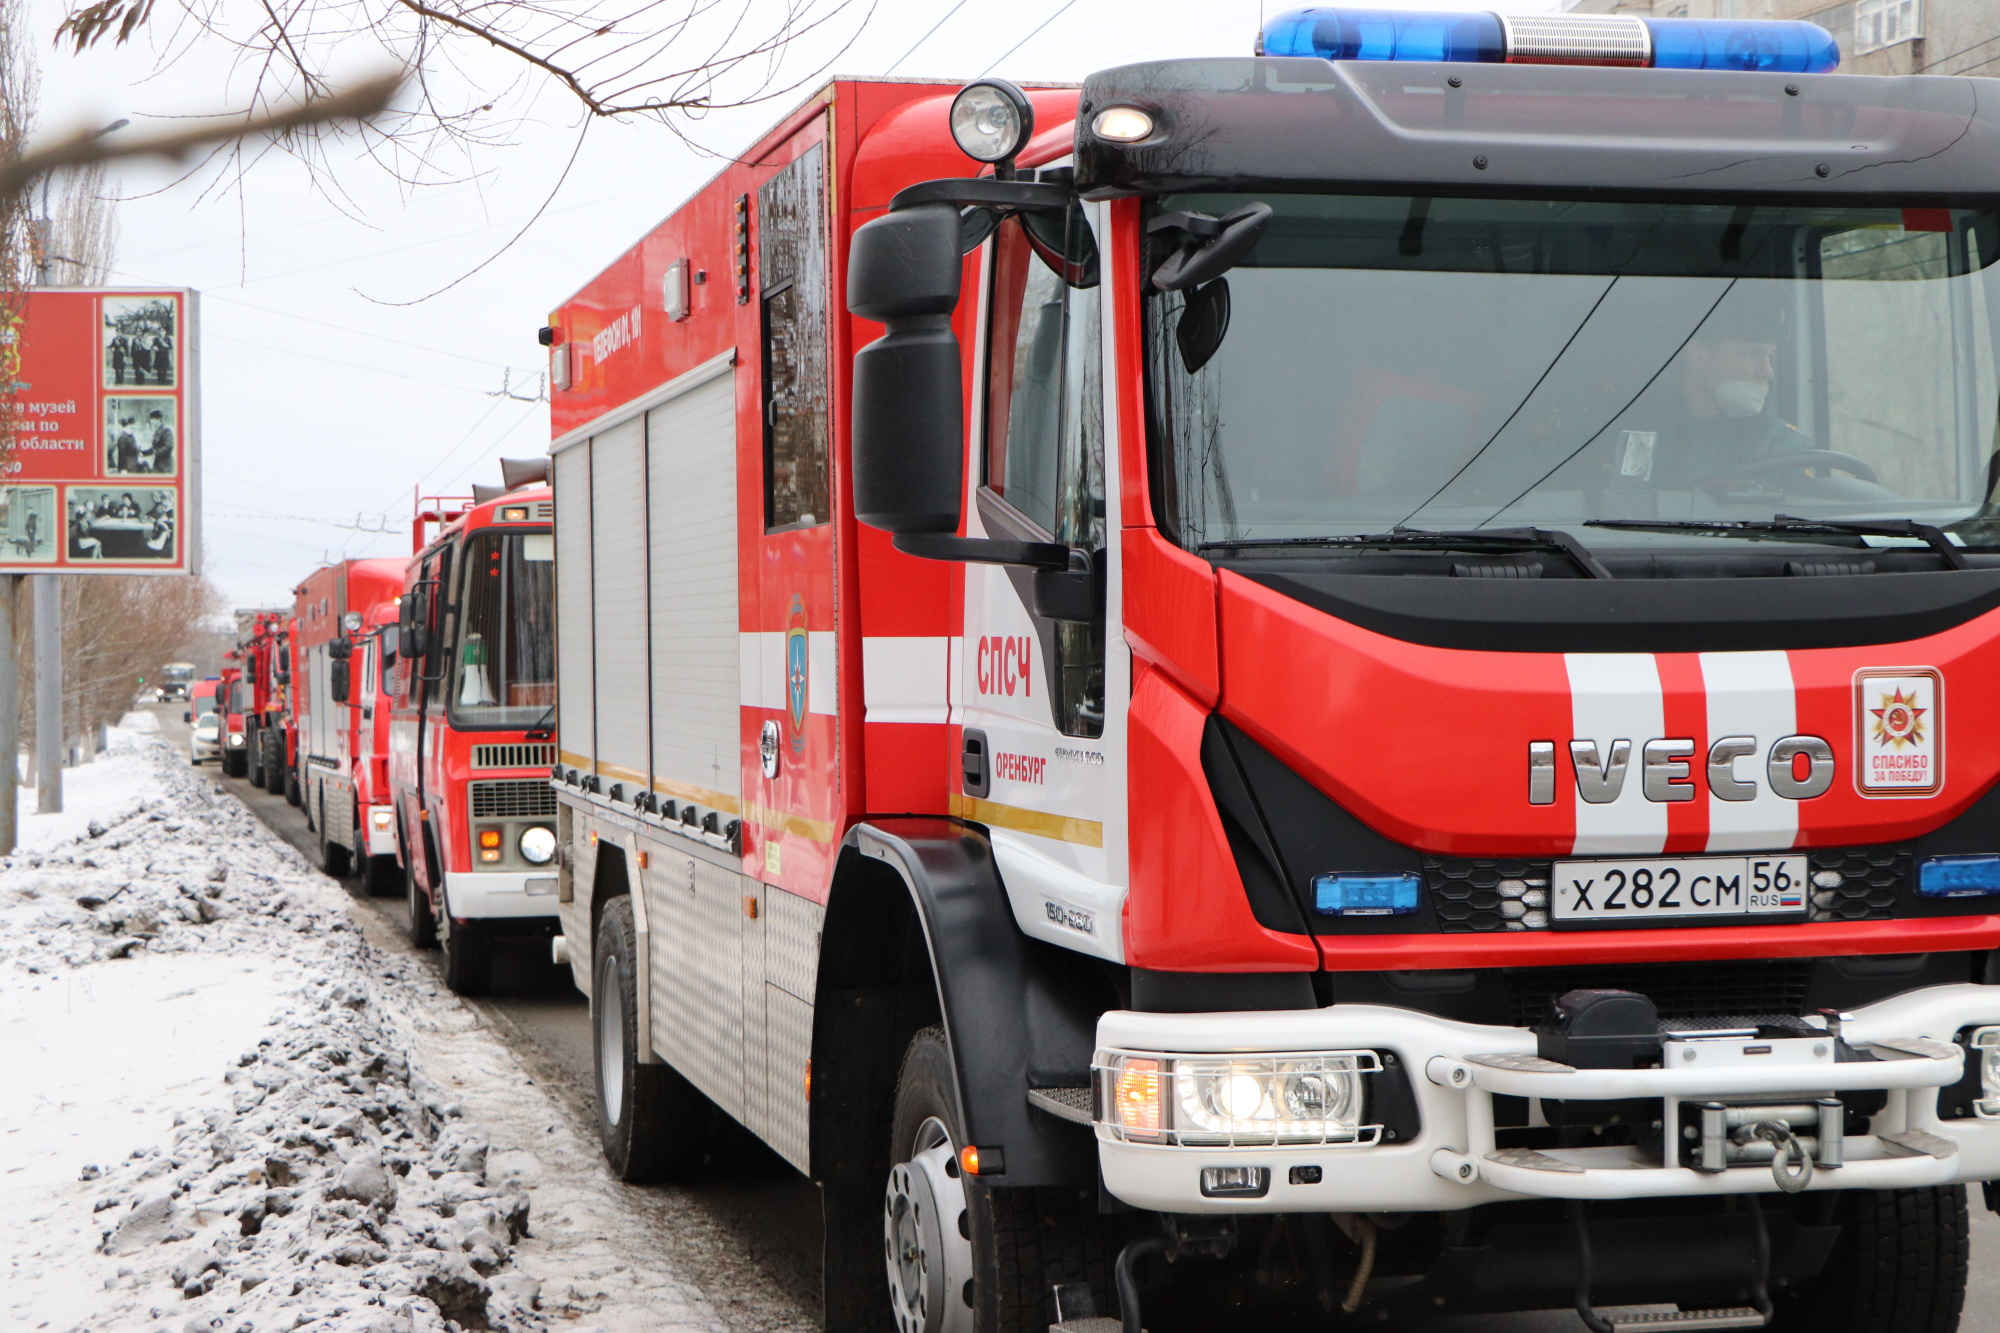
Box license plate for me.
[1552,855,1810,924]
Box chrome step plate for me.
[1607,1308,1767,1332]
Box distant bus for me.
[157,662,195,702]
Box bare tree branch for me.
[0,71,403,195]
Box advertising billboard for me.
[2,288,199,574]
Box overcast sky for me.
[32,0,1558,614]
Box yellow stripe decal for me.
[596,760,648,787]
[650,775,742,817]
[558,749,591,770]
[743,801,838,844]
[948,794,1104,848]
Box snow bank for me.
[0,734,551,1332]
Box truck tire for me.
[247,732,265,789]
[592,895,708,1182]
[439,889,493,995]
[406,859,437,949]
[316,795,352,878]
[285,769,301,807]
[364,853,404,898]
[223,747,247,778]
[887,1027,1114,1333]
[1774,1187,1967,1333]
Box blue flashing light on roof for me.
[1260,8,1839,75]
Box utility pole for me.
[32,181,62,812]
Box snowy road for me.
[130,704,2000,1333]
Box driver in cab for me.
[1606,301,1818,493]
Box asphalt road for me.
[152,703,2000,1333]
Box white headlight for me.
[1091,106,1154,143]
[517,825,557,865]
[950,80,1033,164]
[1097,1049,1381,1147]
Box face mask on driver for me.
[1713,379,1770,419]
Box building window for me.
[1854,0,1921,54]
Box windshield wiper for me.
[1198,526,1612,579]
[525,704,555,741]
[1584,516,1972,571]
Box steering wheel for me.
[1705,449,1879,487]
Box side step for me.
[1605,1310,1768,1333]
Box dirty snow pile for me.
[0,730,551,1333]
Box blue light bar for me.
[1261,8,1839,75]
[1917,855,2000,899]
[1314,872,1422,917]
[1648,18,1839,73]
[1261,8,1503,64]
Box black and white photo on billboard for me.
[0,485,58,563]
[67,485,176,561]
[103,397,177,476]
[102,295,177,389]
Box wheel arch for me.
[813,818,1109,1191]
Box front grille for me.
[1428,858,1553,932]
[1807,845,1906,921]
[469,778,558,819]
[1503,959,1814,1029]
[1434,845,1910,932]
[472,743,556,770]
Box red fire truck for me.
[293,559,406,887]
[216,661,247,778]
[282,613,303,806]
[390,480,559,995]
[547,17,2000,1333]
[236,610,291,794]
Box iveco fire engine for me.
[390,475,559,995]
[545,14,2000,1333]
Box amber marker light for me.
[1114,1057,1165,1137]
[958,1145,981,1176]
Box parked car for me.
[189,713,221,765]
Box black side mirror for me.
[1031,550,1107,624]
[1150,202,1273,293]
[848,202,965,534]
[401,592,430,660]
[330,658,351,705]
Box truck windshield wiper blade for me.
[1583,515,1971,571]
[1198,526,1613,579]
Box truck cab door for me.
[958,202,1130,963]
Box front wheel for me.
[223,747,247,778]
[1773,1187,1967,1333]
[887,1027,1114,1333]
[438,885,492,995]
[363,853,404,898]
[591,895,708,1181]
[284,769,301,807]
[405,829,437,950]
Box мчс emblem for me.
[1854,668,1942,797]
[785,594,809,754]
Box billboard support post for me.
[34,574,59,812]
[0,575,22,854]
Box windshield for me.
[1147,194,2000,554]
[448,530,555,729]
[162,664,193,683]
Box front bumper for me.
[1093,983,2000,1214]
[442,869,561,921]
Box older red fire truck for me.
[390,481,559,994]
[292,558,406,889]
[547,15,2000,1333]
[235,610,290,793]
